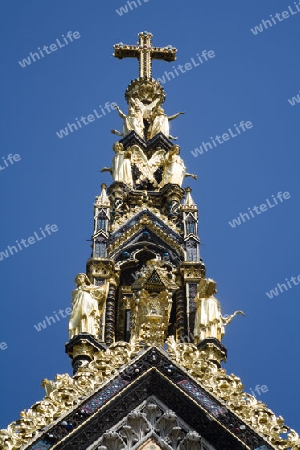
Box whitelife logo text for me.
[228,191,290,228]
[18,31,81,68]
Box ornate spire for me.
[1,31,298,450]
[107,33,197,196]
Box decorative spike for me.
[184,187,196,207]
[97,183,110,206]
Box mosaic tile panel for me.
[29,440,52,450]
[81,378,129,414]
[177,379,227,417]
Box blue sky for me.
[0,0,299,434]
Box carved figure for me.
[111,103,144,138]
[194,295,223,342]
[160,145,197,187]
[148,106,184,140]
[101,142,133,186]
[130,144,165,187]
[131,96,160,120]
[41,379,56,396]
[68,273,108,339]
[193,278,245,343]
[131,289,172,345]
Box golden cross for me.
[113,31,177,79]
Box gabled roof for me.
[18,347,276,450]
[108,210,184,258]
[110,210,183,245]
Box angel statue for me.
[111,102,144,138]
[130,97,160,120]
[193,278,245,343]
[160,145,197,187]
[111,98,161,140]
[148,106,184,140]
[68,273,108,339]
[101,142,133,187]
[130,144,165,187]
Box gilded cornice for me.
[1,343,299,450]
[165,338,300,450]
[0,343,141,450]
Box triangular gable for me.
[110,210,183,246]
[131,267,178,292]
[109,224,184,262]
[24,347,273,450]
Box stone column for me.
[176,288,187,342]
[105,283,117,345]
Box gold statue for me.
[131,96,160,120]
[68,273,108,339]
[130,144,165,187]
[148,106,184,140]
[160,145,197,187]
[41,379,56,396]
[111,97,161,140]
[130,289,172,345]
[101,142,133,186]
[193,278,245,343]
[111,102,144,138]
